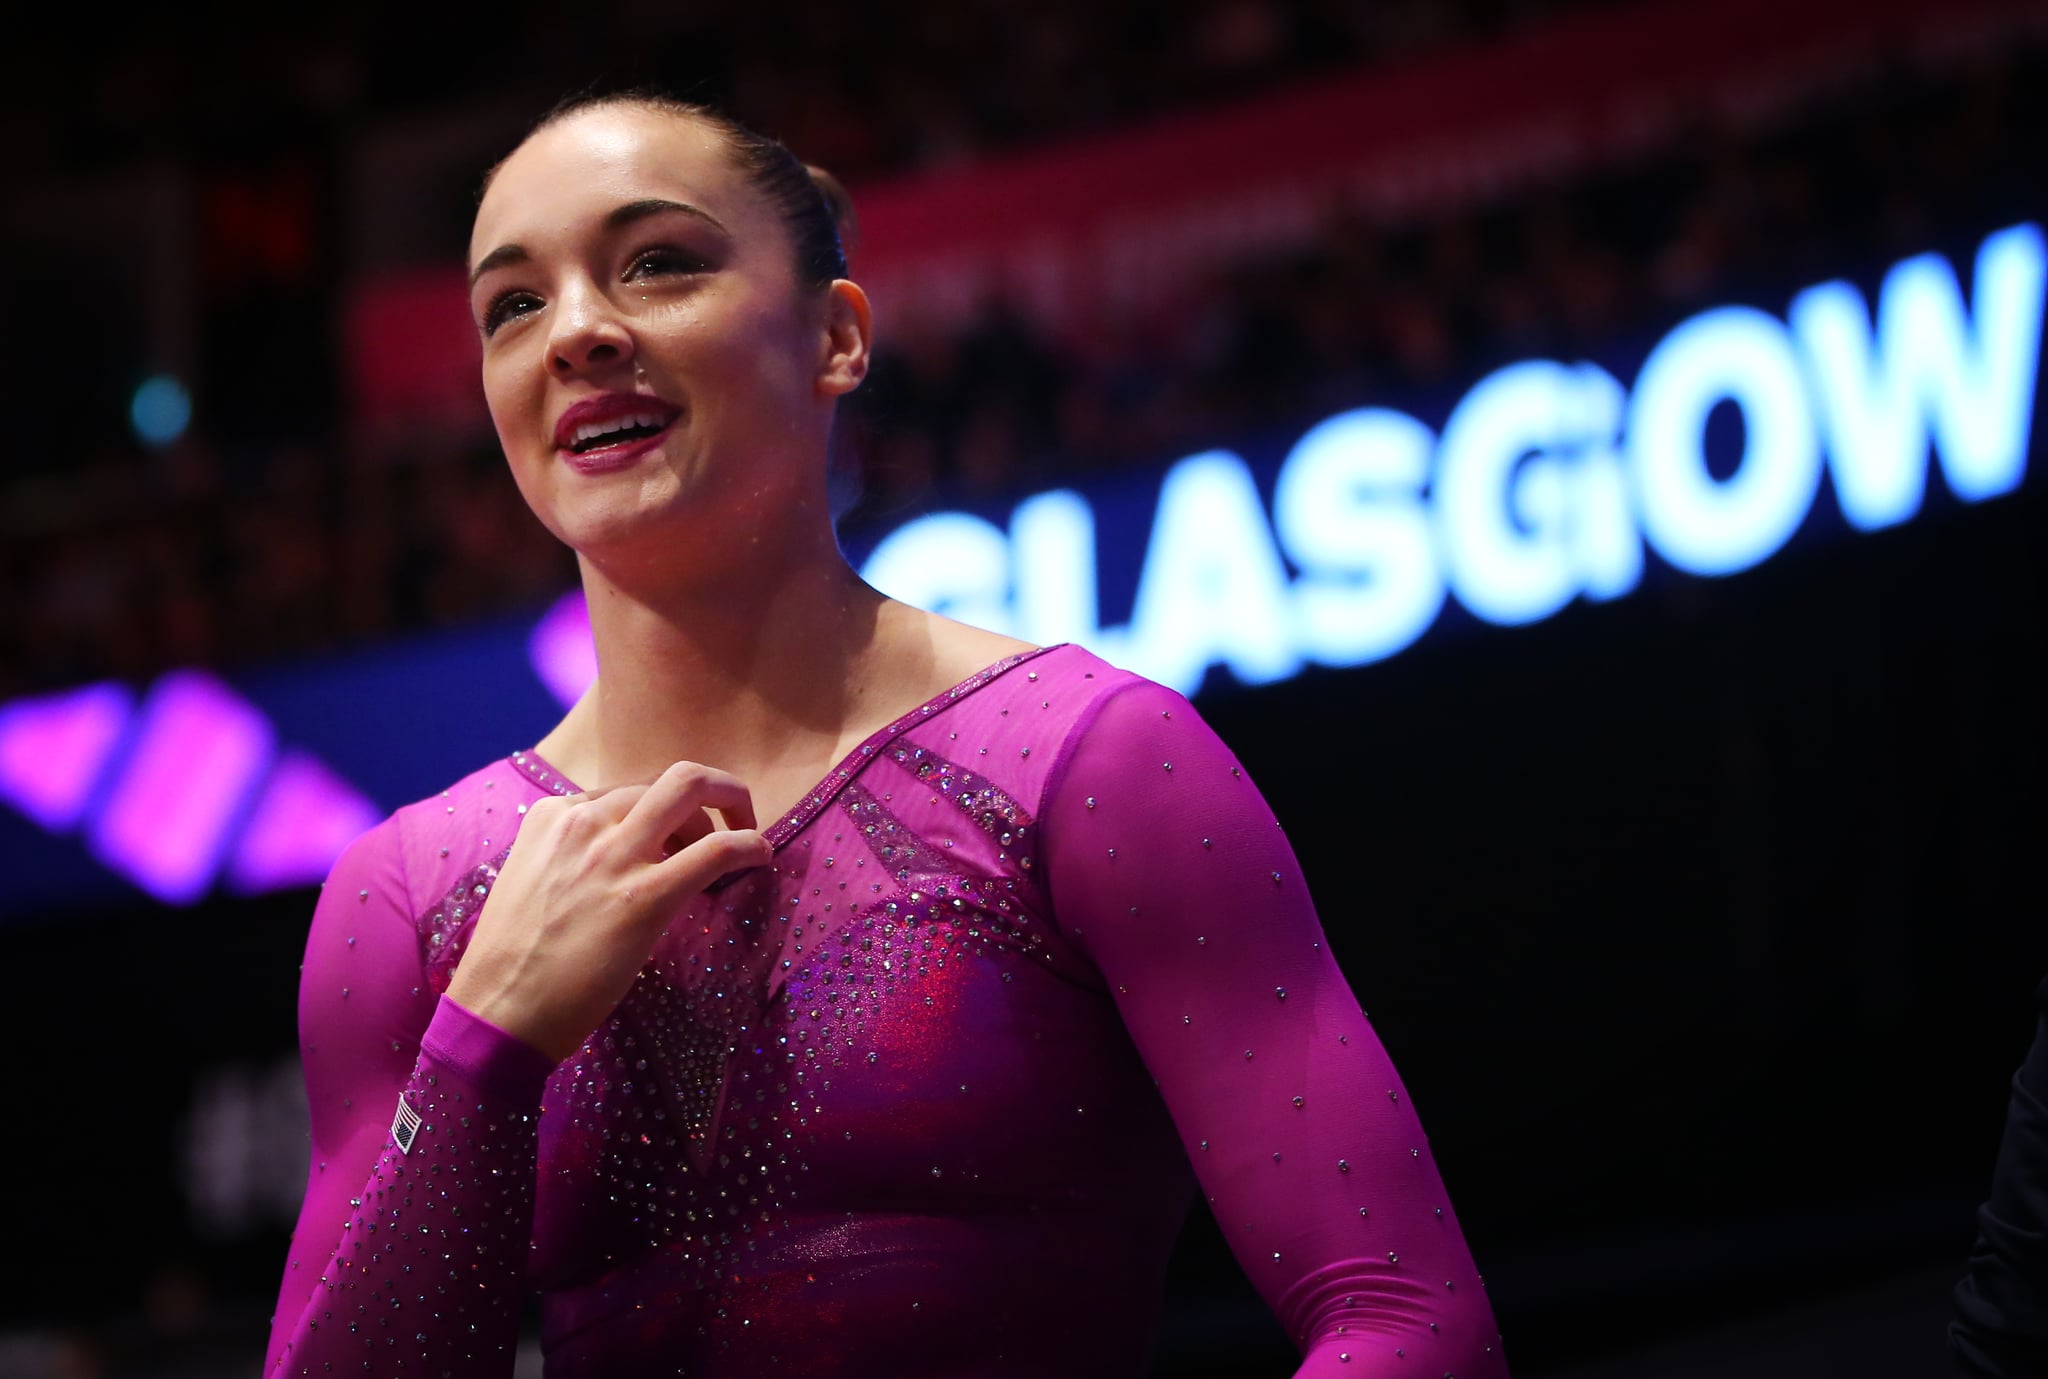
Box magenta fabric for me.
[265,644,1509,1377]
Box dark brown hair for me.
[483,89,858,291]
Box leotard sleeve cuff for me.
[422,993,560,1101]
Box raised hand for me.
[443,761,774,1062]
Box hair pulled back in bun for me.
[802,163,859,271]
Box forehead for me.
[471,107,761,261]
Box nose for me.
[546,281,635,378]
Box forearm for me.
[266,997,554,1377]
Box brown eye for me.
[482,289,541,335]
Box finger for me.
[659,809,717,859]
[550,781,646,814]
[648,826,774,899]
[527,787,646,849]
[616,761,760,856]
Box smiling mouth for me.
[566,414,675,453]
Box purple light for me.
[0,670,391,905]
[226,749,381,895]
[529,588,596,708]
[0,682,132,830]
[87,671,274,905]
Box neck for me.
[557,518,915,796]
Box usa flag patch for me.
[391,1094,422,1154]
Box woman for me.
[264,92,1509,1378]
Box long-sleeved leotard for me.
[266,644,1509,1377]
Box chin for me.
[553,472,747,569]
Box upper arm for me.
[1038,680,1505,1371]
[266,815,438,1360]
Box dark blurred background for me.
[1,0,2044,1374]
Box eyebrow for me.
[468,199,730,289]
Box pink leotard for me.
[265,643,1509,1376]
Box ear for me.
[816,279,873,398]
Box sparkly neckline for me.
[509,642,1067,851]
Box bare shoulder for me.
[910,609,1040,684]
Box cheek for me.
[482,348,545,453]
[673,292,813,399]
[480,348,569,534]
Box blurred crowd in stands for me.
[11,0,1599,182]
[845,45,2035,514]
[0,13,2037,701]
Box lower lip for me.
[558,419,679,474]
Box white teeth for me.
[570,412,667,446]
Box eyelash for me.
[481,289,540,336]
[479,246,709,336]
[626,245,707,279]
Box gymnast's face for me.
[468,105,864,569]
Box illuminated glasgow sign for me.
[0,223,2039,909]
[857,222,2045,695]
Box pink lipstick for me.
[553,392,684,474]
